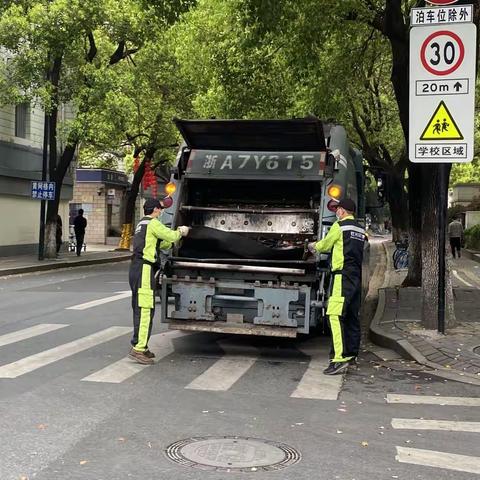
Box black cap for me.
[337,198,356,213]
[143,198,161,211]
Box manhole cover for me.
[474,346,480,356]
[165,436,301,472]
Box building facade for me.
[70,169,130,245]
[0,104,72,256]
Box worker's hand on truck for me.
[307,242,317,254]
[178,226,190,237]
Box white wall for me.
[465,210,480,230]
[0,195,69,247]
[0,104,44,149]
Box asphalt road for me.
[0,258,479,480]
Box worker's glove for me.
[178,226,190,237]
[307,242,317,254]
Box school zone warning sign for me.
[420,100,464,140]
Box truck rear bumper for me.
[160,275,312,335]
[168,320,297,337]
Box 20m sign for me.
[421,30,465,76]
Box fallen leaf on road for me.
[118,437,126,442]
[36,424,48,430]
[361,441,369,447]
[79,460,88,465]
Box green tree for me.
[0,0,194,258]
[173,0,409,238]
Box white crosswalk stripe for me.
[0,326,130,378]
[185,340,258,391]
[66,291,131,310]
[387,394,480,406]
[0,323,68,347]
[0,323,344,399]
[396,447,480,475]
[82,330,190,383]
[392,418,480,433]
[290,341,344,400]
[389,393,480,474]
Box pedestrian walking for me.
[73,209,87,256]
[308,198,366,375]
[128,197,190,365]
[448,217,464,259]
[56,214,63,257]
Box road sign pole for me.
[38,113,49,261]
[437,163,448,334]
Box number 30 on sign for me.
[421,30,464,76]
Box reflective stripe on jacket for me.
[314,215,366,273]
[132,216,182,264]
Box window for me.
[15,103,29,138]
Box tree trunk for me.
[118,148,146,250]
[45,143,77,258]
[403,163,422,286]
[386,168,408,242]
[420,163,452,329]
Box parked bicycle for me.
[393,239,409,270]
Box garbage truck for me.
[158,117,366,337]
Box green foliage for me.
[450,159,480,187]
[464,224,480,251]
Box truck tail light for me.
[165,182,176,196]
[327,184,342,199]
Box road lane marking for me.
[66,291,131,310]
[392,418,480,433]
[0,326,130,378]
[453,270,473,287]
[387,394,480,406]
[396,447,480,475]
[0,324,68,347]
[185,340,258,391]
[460,269,480,288]
[81,331,190,383]
[290,341,343,400]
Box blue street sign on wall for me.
[31,181,56,200]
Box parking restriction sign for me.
[409,15,476,163]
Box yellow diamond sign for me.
[420,101,464,141]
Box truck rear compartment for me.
[161,178,327,336]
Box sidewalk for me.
[370,241,480,386]
[0,244,131,277]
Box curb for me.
[463,248,480,264]
[0,254,131,277]
[369,289,480,386]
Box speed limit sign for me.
[409,21,476,163]
[420,30,464,75]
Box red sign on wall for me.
[427,0,459,5]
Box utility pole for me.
[38,112,49,260]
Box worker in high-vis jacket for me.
[308,198,366,375]
[128,197,190,365]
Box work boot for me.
[323,362,349,375]
[128,348,154,365]
[144,349,155,359]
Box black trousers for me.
[450,237,461,258]
[327,272,362,362]
[75,232,85,256]
[129,260,156,351]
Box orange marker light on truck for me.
[165,182,176,196]
[327,184,342,199]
